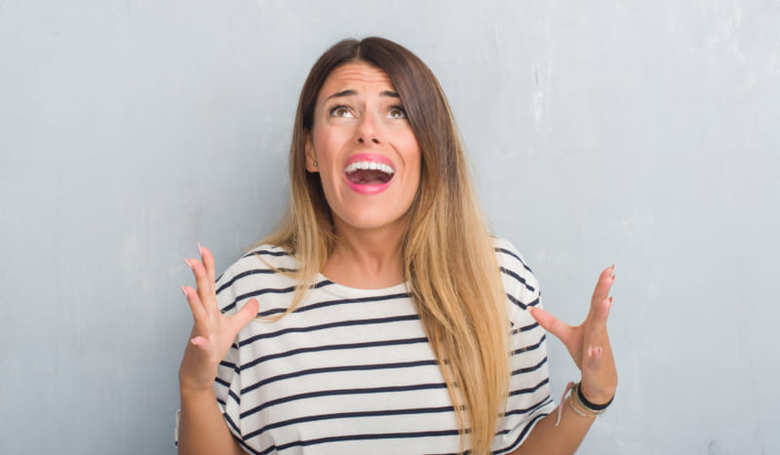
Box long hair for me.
[245,37,510,455]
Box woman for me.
[176,37,617,455]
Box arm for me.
[178,244,259,455]
[178,387,246,455]
[509,393,595,455]
[513,264,619,454]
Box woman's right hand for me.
[178,244,259,394]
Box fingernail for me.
[609,296,614,305]
[197,241,203,256]
[180,286,188,297]
[184,258,192,269]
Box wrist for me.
[566,393,597,418]
[179,376,215,398]
[579,381,615,406]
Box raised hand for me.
[528,265,618,404]
[178,243,259,393]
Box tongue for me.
[347,169,390,185]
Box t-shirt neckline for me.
[315,272,410,298]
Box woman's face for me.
[305,61,421,235]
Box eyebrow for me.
[324,89,400,101]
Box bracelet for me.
[575,381,614,411]
[567,394,596,418]
[555,381,614,426]
[574,381,613,413]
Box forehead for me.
[318,61,396,101]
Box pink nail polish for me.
[181,286,188,297]
[184,258,192,269]
[197,241,203,256]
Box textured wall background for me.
[2,1,778,453]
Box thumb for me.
[529,306,574,346]
[230,298,260,332]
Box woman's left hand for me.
[528,265,618,404]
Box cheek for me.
[400,136,422,179]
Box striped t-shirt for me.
[174,237,556,454]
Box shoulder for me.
[213,243,300,315]
[491,236,542,312]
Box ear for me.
[304,130,318,173]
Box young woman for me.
[176,37,617,455]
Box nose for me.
[355,111,382,146]
[357,136,381,145]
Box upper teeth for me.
[344,161,395,175]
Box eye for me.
[389,105,407,119]
[329,105,354,118]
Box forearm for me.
[178,387,244,455]
[510,394,595,455]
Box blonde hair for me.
[244,37,510,455]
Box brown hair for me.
[247,37,510,454]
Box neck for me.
[322,216,407,289]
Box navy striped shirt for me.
[175,237,556,454]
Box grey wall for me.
[2,1,778,453]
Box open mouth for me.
[344,161,395,185]
[345,168,394,185]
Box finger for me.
[528,306,575,347]
[182,285,206,322]
[589,265,615,316]
[229,298,260,333]
[186,257,216,316]
[198,243,216,292]
[589,295,614,333]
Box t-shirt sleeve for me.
[174,263,245,448]
[491,238,557,454]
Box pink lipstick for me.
[343,153,395,195]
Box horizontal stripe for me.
[238,314,420,347]
[502,395,553,419]
[216,267,299,294]
[245,249,291,258]
[512,334,546,356]
[269,428,464,454]
[240,382,448,420]
[499,267,536,293]
[511,356,548,376]
[493,411,550,454]
[511,321,539,335]
[239,336,429,372]
[219,360,238,371]
[255,291,410,317]
[507,292,539,310]
[240,359,439,395]
[228,389,241,406]
[243,405,455,441]
[508,377,549,397]
[221,279,335,313]
[224,412,241,435]
[494,247,533,273]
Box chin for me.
[335,206,408,232]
